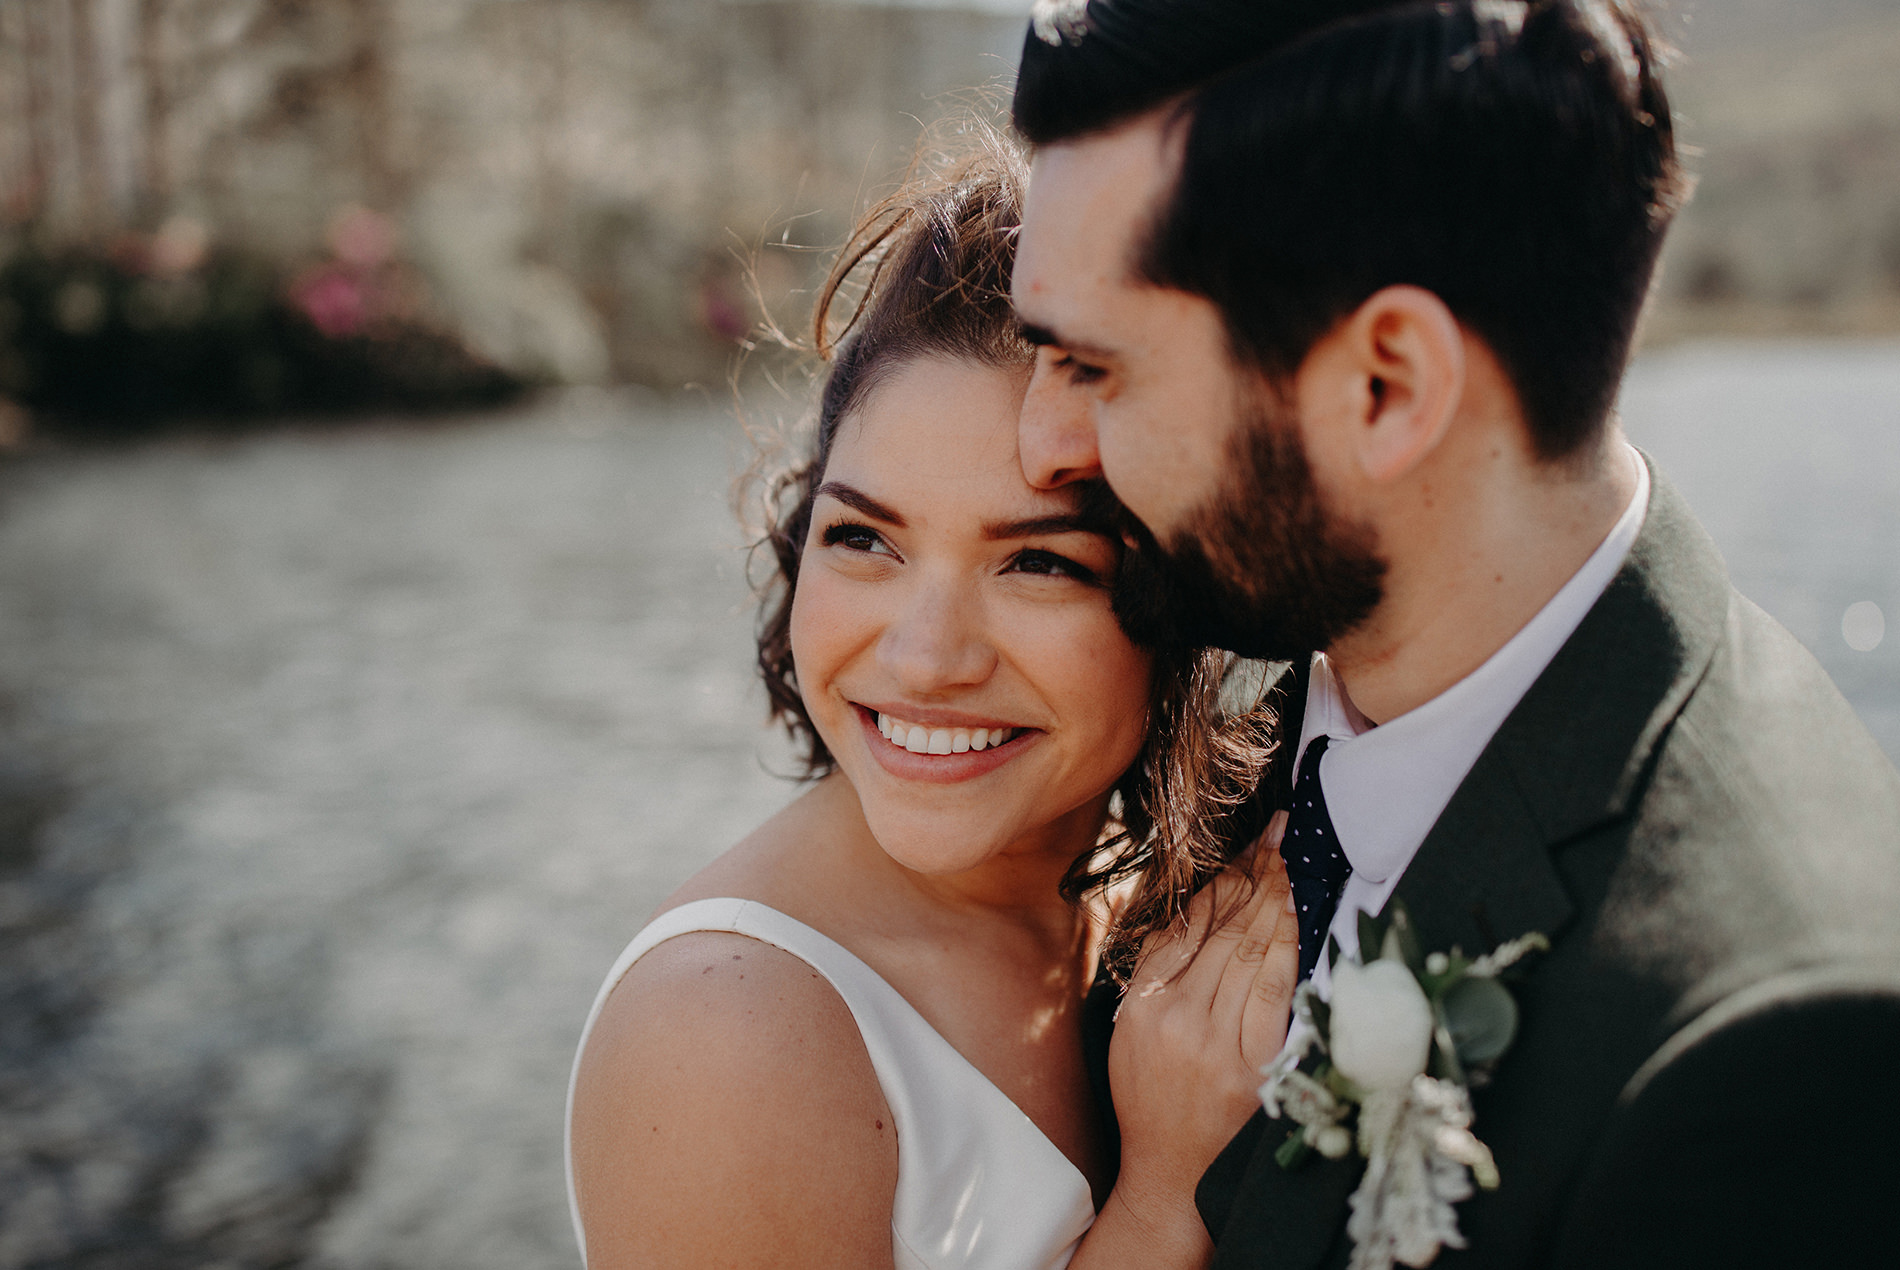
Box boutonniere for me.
[1258,902,1547,1270]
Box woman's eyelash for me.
[1009,548,1100,586]
[820,520,887,552]
[820,520,1101,584]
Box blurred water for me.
[0,392,794,1269]
[0,341,1895,1268]
[1619,340,1900,759]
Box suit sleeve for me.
[1549,984,1900,1268]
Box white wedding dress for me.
[565,897,1098,1269]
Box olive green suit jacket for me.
[1196,460,1900,1267]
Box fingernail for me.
[1285,893,1296,913]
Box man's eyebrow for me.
[813,481,906,527]
[1019,321,1117,363]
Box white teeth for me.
[873,712,1015,757]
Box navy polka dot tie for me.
[1283,736,1352,983]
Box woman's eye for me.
[1009,549,1099,585]
[821,521,893,556]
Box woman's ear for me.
[1337,286,1466,485]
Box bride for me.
[566,126,1298,1269]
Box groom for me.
[1009,0,1900,1266]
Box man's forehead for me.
[1018,111,1182,297]
[1028,114,1178,231]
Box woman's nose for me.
[876,575,997,692]
[1019,357,1104,490]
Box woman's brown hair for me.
[742,117,1280,980]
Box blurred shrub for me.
[0,218,521,439]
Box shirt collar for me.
[1294,447,1650,884]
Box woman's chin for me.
[855,802,1022,877]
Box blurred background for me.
[0,1,1896,1266]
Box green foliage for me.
[1440,976,1519,1067]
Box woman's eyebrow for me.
[813,481,906,527]
[982,512,1111,542]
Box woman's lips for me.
[853,706,1033,784]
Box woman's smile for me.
[851,703,1037,785]
[875,709,1021,755]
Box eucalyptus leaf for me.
[1442,975,1519,1065]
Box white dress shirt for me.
[1298,447,1650,999]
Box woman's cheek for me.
[1046,610,1154,768]
[788,566,853,731]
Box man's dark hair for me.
[1013,0,1688,461]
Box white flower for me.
[1330,959,1435,1091]
[1313,1124,1355,1159]
[1275,1069,1343,1127]
[1464,931,1550,978]
[1345,1078,1481,1270]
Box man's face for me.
[1012,111,1384,659]
[1012,113,1237,544]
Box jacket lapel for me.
[1396,455,1731,956]
[1203,457,1733,1268]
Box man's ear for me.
[1337,286,1466,485]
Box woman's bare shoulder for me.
[570,931,897,1269]
[655,776,858,914]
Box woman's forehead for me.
[826,358,1082,521]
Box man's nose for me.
[876,574,997,693]
[1019,359,1103,490]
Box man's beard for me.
[1108,395,1387,661]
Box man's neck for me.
[1328,431,1640,725]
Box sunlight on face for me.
[788,356,1154,878]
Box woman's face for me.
[789,356,1154,878]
